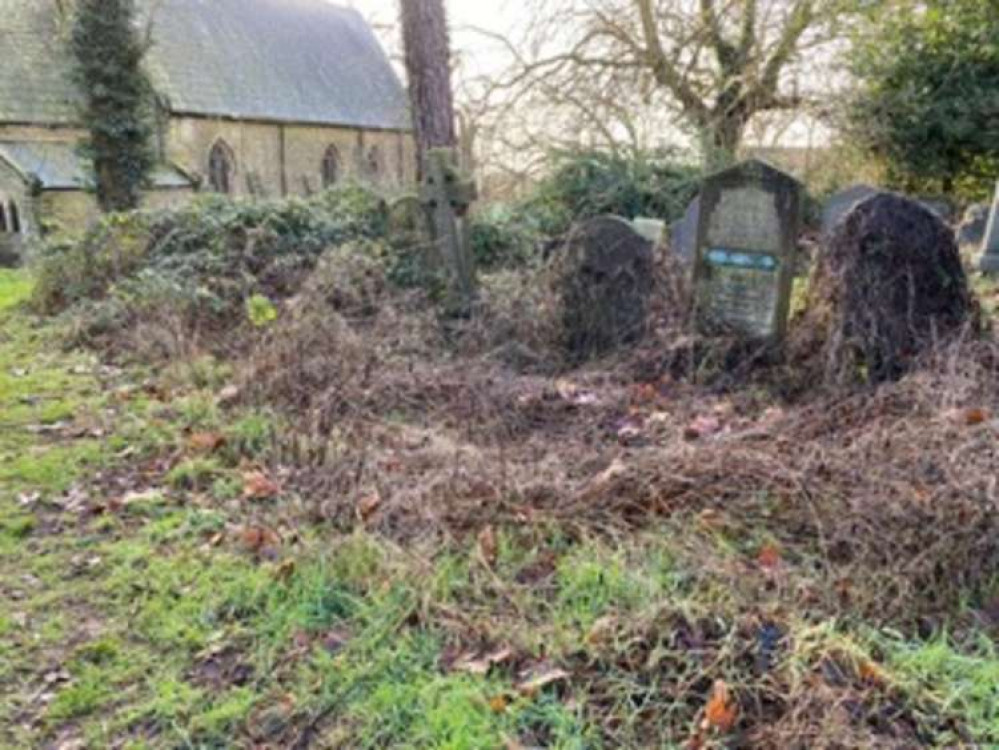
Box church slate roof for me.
[0,141,192,190]
[0,0,410,131]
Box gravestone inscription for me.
[980,183,999,274]
[693,160,802,340]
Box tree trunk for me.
[399,0,457,177]
[399,0,476,314]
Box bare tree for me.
[502,0,856,167]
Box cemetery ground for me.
[2,215,999,747]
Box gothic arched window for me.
[208,140,235,194]
[9,201,20,233]
[322,145,341,188]
[0,203,7,233]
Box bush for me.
[519,148,701,238]
[33,187,388,339]
[461,149,701,272]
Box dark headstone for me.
[669,197,699,264]
[692,160,802,341]
[558,216,655,359]
[821,193,971,382]
[917,197,955,222]
[822,184,882,237]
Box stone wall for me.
[38,187,194,235]
[165,116,415,198]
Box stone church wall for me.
[166,116,415,198]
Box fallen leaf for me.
[516,665,569,697]
[477,526,498,566]
[239,525,281,554]
[858,659,886,686]
[218,384,241,405]
[242,471,280,500]
[454,648,513,676]
[356,491,382,523]
[632,383,658,404]
[274,559,296,581]
[189,432,226,454]
[758,543,781,570]
[963,408,990,426]
[697,509,727,532]
[488,695,509,713]
[684,415,723,441]
[586,615,618,646]
[702,679,738,733]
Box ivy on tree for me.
[71,0,155,213]
[847,1,999,198]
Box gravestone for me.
[632,217,667,246]
[957,204,989,248]
[821,184,881,236]
[668,196,700,264]
[979,183,999,274]
[918,197,954,222]
[693,160,802,340]
[559,215,655,359]
[419,148,478,314]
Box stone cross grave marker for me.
[693,159,802,341]
[978,182,999,274]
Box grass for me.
[3,266,999,748]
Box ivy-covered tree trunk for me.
[71,0,154,213]
[399,0,457,177]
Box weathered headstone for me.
[559,215,655,359]
[918,197,954,222]
[817,192,971,382]
[821,184,881,236]
[978,183,999,274]
[957,204,989,249]
[693,160,802,340]
[668,196,699,264]
[632,217,667,246]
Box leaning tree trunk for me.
[400,0,457,177]
[399,0,477,314]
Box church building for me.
[0,0,414,260]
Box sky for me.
[337,0,831,149]
[340,0,516,78]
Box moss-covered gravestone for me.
[559,215,655,360]
[692,160,802,341]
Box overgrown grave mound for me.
[799,192,974,384]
